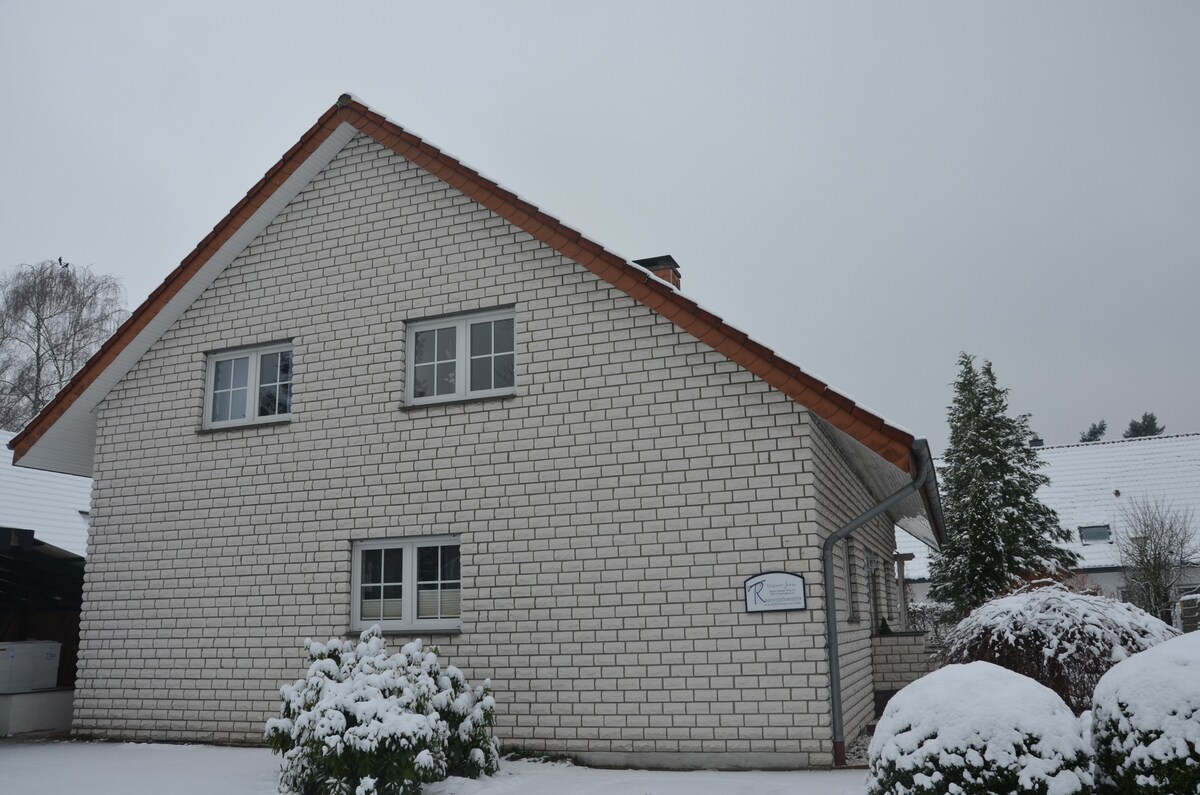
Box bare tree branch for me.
[1115,496,1200,622]
[0,260,128,432]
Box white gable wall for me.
[78,133,891,766]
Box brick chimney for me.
[633,255,681,288]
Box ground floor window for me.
[351,537,461,632]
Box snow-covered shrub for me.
[867,662,1093,795]
[907,600,955,646]
[433,664,500,778]
[265,627,498,795]
[940,583,1178,713]
[1091,631,1200,794]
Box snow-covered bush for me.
[867,662,1093,795]
[907,600,955,646]
[940,583,1178,713]
[433,663,501,778]
[265,627,498,795]
[1091,631,1200,794]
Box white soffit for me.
[15,122,361,477]
[820,416,939,549]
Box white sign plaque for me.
[744,572,807,613]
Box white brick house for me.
[9,95,943,769]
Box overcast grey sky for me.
[2,1,1197,455]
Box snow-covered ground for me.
[0,741,867,795]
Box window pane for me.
[277,383,292,415]
[229,388,247,420]
[382,585,403,620]
[441,546,460,580]
[361,549,381,584]
[259,352,279,385]
[232,357,249,388]
[493,354,514,389]
[414,330,435,364]
[258,385,277,416]
[384,547,403,582]
[210,391,227,422]
[494,318,514,353]
[418,546,439,581]
[470,357,491,392]
[414,364,434,398]
[278,350,292,381]
[470,321,492,355]
[214,359,232,391]
[436,327,456,360]
[361,588,382,621]
[361,583,382,622]
[435,362,456,396]
[417,583,439,619]
[441,585,461,618]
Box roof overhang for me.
[820,420,945,549]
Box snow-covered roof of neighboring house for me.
[0,428,91,557]
[898,433,1200,580]
[896,527,935,579]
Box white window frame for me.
[844,538,860,622]
[203,342,293,430]
[406,308,516,406]
[351,536,462,633]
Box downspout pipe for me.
[823,441,934,766]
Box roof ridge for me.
[9,94,923,481]
[1039,432,1200,451]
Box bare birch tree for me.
[0,260,127,431]
[1116,497,1200,621]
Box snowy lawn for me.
[0,741,868,795]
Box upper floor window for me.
[1079,524,1112,545]
[406,308,515,405]
[205,342,292,429]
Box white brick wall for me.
[871,633,933,691]
[76,133,897,766]
[808,419,904,746]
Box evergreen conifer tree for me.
[928,354,1077,615]
[1079,420,1106,443]
[1123,412,1165,438]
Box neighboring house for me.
[1,427,92,692]
[8,95,944,768]
[901,433,1200,604]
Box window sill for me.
[401,392,518,411]
[196,417,292,435]
[352,627,462,637]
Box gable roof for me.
[1,429,91,557]
[8,94,943,543]
[899,433,1200,579]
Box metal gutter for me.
[823,439,935,766]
